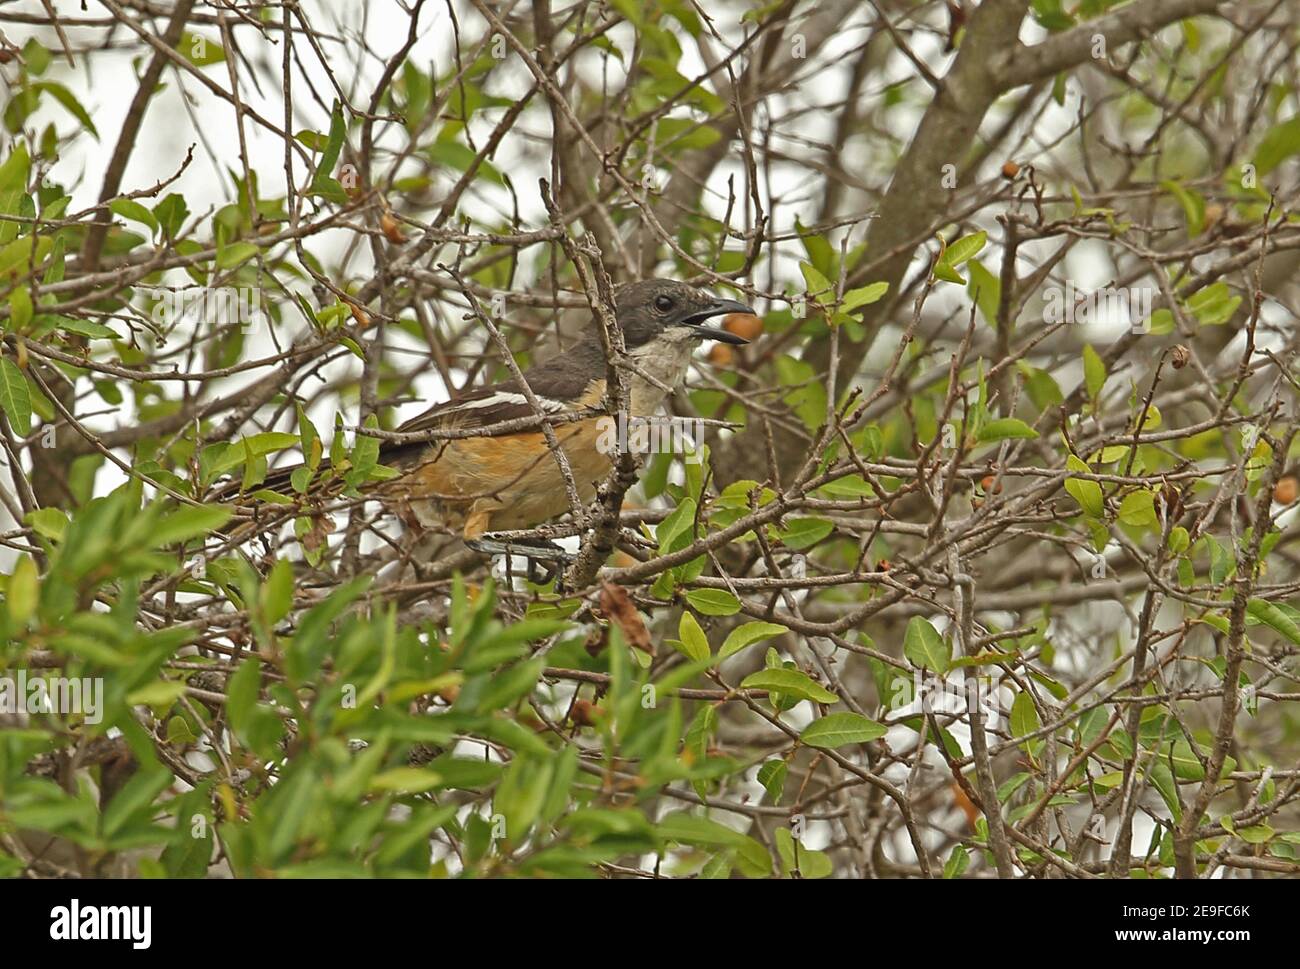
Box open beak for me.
[680,297,755,345]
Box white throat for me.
[624,329,699,415]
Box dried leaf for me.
[599,581,653,655]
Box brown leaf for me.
[300,511,335,553]
[599,581,653,655]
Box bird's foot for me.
[467,534,574,562]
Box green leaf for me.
[1082,344,1106,399]
[1064,454,1104,518]
[0,235,53,279]
[1146,308,1175,336]
[216,242,259,269]
[683,588,740,616]
[153,194,190,239]
[1148,760,1181,820]
[932,260,965,284]
[903,616,950,673]
[944,844,970,878]
[369,767,443,794]
[109,198,158,233]
[935,230,988,283]
[1161,180,1204,236]
[1246,598,1300,646]
[101,768,172,839]
[57,317,116,339]
[1255,116,1300,175]
[756,760,787,802]
[967,259,1001,327]
[224,654,259,732]
[841,281,888,312]
[943,230,987,267]
[1010,690,1040,739]
[1018,362,1063,410]
[775,517,834,550]
[180,33,226,67]
[309,101,347,199]
[1185,282,1241,326]
[493,753,554,843]
[740,668,838,704]
[151,504,232,547]
[0,358,32,435]
[1117,490,1157,527]
[126,680,187,708]
[262,559,294,625]
[426,754,503,790]
[657,813,771,876]
[267,768,316,861]
[7,555,37,625]
[1168,737,1231,781]
[799,261,833,298]
[25,507,67,541]
[977,418,1038,443]
[35,82,99,138]
[799,712,886,749]
[719,621,787,660]
[676,610,711,661]
[7,286,32,330]
[699,853,733,878]
[211,432,301,475]
[775,827,832,878]
[775,354,828,432]
[1032,0,1075,31]
[424,139,503,184]
[656,496,697,555]
[1237,824,1274,845]
[0,144,29,193]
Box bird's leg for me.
[465,533,573,562]
[462,503,574,564]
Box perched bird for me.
[228,279,751,561]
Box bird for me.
[224,279,752,563]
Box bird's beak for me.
[679,297,755,345]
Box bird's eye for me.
[654,294,674,313]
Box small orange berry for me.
[1274,476,1298,505]
[571,699,605,727]
[380,210,407,244]
[347,302,371,329]
[722,313,763,341]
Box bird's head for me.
[612,279,753,349]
